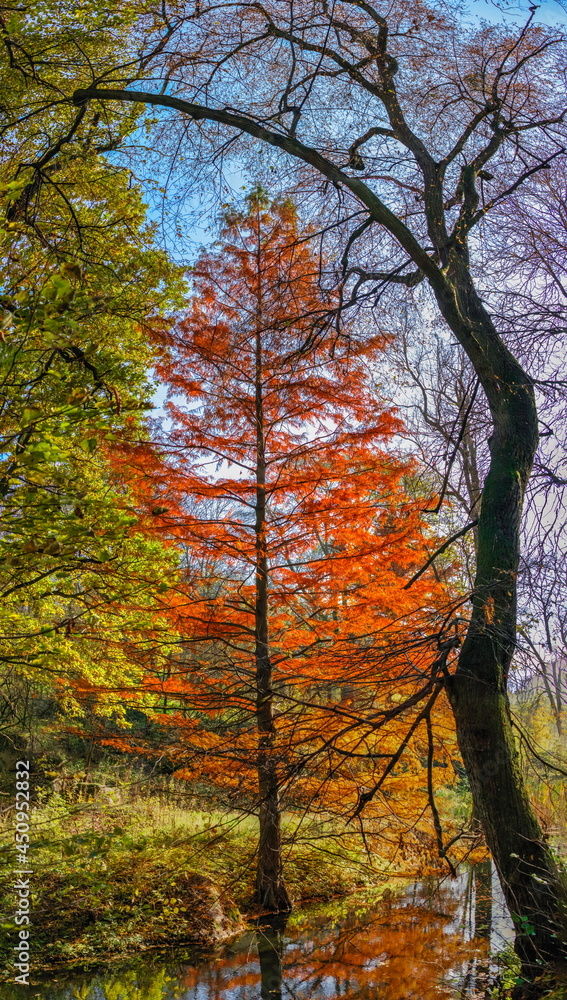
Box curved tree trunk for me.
[434,266,567,979]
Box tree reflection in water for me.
[35,866,514,1000]
[256,915,285,1000]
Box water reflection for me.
[256,916,285,1000]
[474,861,493,939]
[3,865,514,1000]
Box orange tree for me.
[117,190,459,910]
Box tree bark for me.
[435,265,567,978]
[253,254,291,913]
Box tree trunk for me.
[450,673,567,975]
[253,266,291,913]
[436,266,567,979]
[255,594,291,912]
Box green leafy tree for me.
[0,1,184,738]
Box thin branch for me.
[403,520,479,590]
[426,711,457,877]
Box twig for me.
[403,520,479,589]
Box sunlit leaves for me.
[120,191,459,869]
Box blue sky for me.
[467,0,567,25]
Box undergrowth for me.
[0,775,386,977]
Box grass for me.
[0,777,389,977]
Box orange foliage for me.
[117,190,463,868]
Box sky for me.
[467,0,567,24]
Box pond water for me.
[4,863,515,1000]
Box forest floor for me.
[0,788,396,977]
